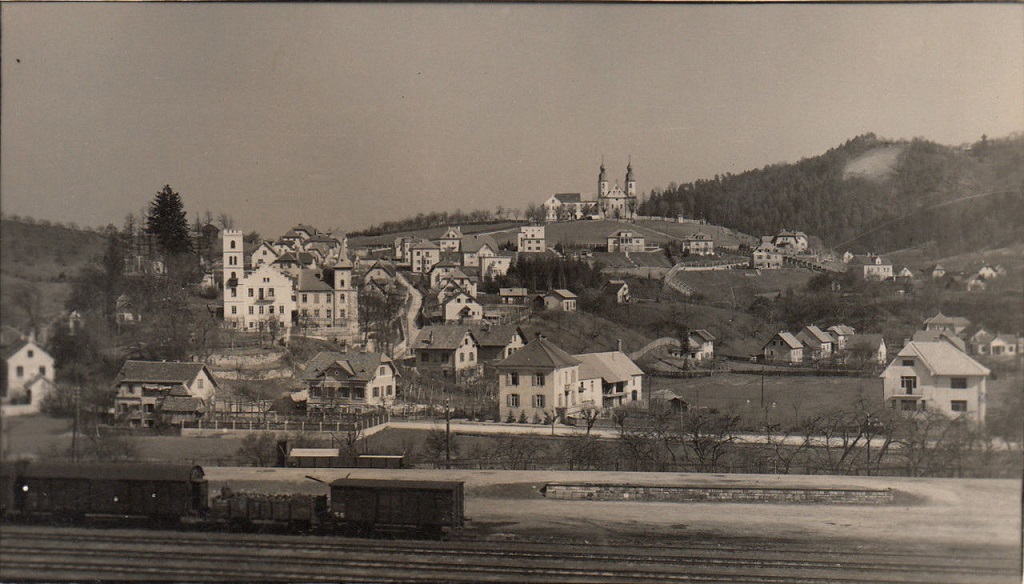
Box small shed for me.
[287,448,343,468]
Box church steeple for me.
[598,157,609,198]
[625,157,636,197]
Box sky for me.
[2,4,1022,237]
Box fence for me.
[180,411,390,434]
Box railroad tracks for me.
[1,525,1018,583]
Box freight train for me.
[0,461,464,537]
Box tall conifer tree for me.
[146,184,192,255]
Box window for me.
[268,289,274,297]
[269,306,275,314]
[950,377,968,389]
[373,387,380,398]
[16,366,23,378]
[144,404,154,413]
[326,310,331,318]
[302,294,308,302]
[900,400,918,411]
[248,288,253,297]
[902,359,914,367]
[951,400,968,412]
[460,353,465,363]
[230,240,236,249]
[379,366,386,376]
[442,353,449,363]
[507,394,520,408]
[232,307,237,315]
[27,350,34,358]
[386,385,393,396]
[248,307,253,315]
[510,372,519,386]
[534,373,545,386]
[533,395,545,408]
[231,288,237,298]
[900,376,917,394]
[421,353,429,363]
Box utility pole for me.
[444,397,451,469]
[72,386,81,462]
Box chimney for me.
[617,339,623,353]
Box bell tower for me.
[222,229,244,327]
[598,158,609,198]
[625,158,636,197]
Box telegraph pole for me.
[71,386,81,462]
[444,397,451,469]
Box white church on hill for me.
[544,160,639,222]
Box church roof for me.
[553,193,582,204]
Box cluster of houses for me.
[606,229,715,256]
[762,325,887,365]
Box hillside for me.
[518,310,652,356]
[0,218,107,333]
[639,133,1024,256]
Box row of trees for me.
[411,401,1018,478]
[351,207,523,237]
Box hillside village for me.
[1,140,1022,477]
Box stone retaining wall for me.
[542,483,894,504]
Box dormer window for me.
[902,359,914,367]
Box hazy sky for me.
[2,4,1022,236]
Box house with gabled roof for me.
[751,241,783,269]
[980,333,1020,359]
[796,325,834,359]
[299,351,398,409]
[480,251,513,281]
[847,254,893,281]
[363,260,397,286]
[683,231,714,256]
[575,350,644,411]
[544,192,585,222]
[846,334,887,366]
[500,287,530,305]
[684,330,716,361]
[2,335,56,414]
[923,312,971,335]
[442,290,484,323]
[763,332,803,363]
[410,239,442,274]
[411,326,480,376]
[541,289,577,312]
[827,325,856,351]
[771,230,809,253]
[466,324,527,362]
[437,226,463,253]
[251,241,280,269]
[603,280,630,305]
[607,230,645,253]
[927,264,946,279]
[460,234,499,269]
[881,341,990,424]
[911,329,967,353]
[496,337,581,421]
[157,387,206,425]
[113,360,218,428]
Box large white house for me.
[880,341,990,424]
[496,337,643,422]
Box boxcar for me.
[329,478,464,535]
[210,490,328,530]
[10,463,207,522]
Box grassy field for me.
[347,221,525,248]
[650,373,884,430]
[519,310,653,355]
[671,268,818,307]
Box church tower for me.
[222,229,244,327]
[625,159,636,197]
[598,159,609,198]
[331,255,359,342]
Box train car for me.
[210,489,328,531]
[9,463,207,523]
[329,478,464,536]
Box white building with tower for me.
[221,228,359,341]
[543,160,639,222]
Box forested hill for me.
[639,133,1024,255]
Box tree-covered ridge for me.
[639,133,1024,255]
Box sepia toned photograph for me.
[1,2,1022,582]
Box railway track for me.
[1,525,1018,583]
